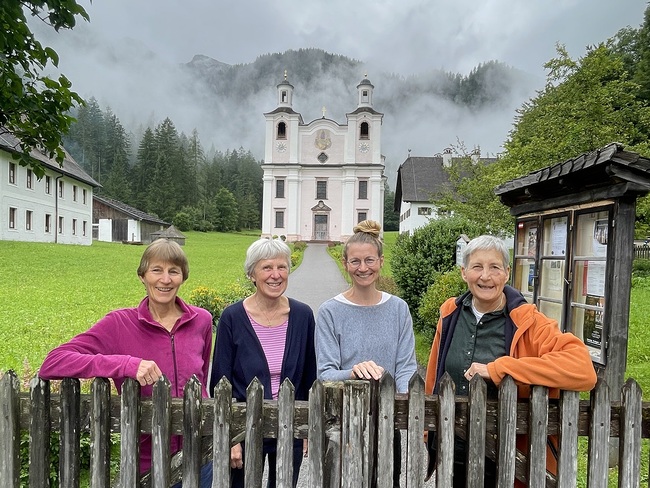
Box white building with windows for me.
[394,150,497,235]
[0,129,99,245]
[260,74,386,242]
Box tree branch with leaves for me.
[0,0,89,177]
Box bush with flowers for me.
[188,280,254,330]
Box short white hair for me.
[244,238,292,278]
[462,235,510,269]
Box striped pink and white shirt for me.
[249,317,288,399]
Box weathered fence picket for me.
[3,370,650,487]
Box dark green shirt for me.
[444,294,507,398]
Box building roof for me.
[346,107,384,116]
[263,107,303,120]
[495,142,650,211]
[0,128,100,187]
[93,194,169,225]
[394,157,449,211]
[155,225,186,238]
[394,155,497,211]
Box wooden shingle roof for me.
[93,195,169,225]
[495,143,650,213]
[156,225,186,239]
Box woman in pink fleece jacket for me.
[39,238,213,486]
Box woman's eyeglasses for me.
[347,257,379,268]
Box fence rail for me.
[0,371,647,487]
[634,244,650,260]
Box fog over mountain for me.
[33,24,538,186]
[28,0,646,186]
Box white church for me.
[260,74,386,242]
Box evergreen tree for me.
[213,187,239,232]
[183,129,205,208]
[99,108,131,200]
[147,118,181,220]
[132,128,156,210]
[383,183,399,231]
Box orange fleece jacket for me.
[425,290,597,485]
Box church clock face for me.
[276,141,287,153]
[359,142,370,153]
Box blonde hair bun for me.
[353,220,381,238]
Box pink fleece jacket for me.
[39,296,213,473]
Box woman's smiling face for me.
[344,242,383,288]
[461,248,510,307]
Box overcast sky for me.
[29,0,649,176]
[60,0,646,77]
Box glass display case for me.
[510,205,611,364]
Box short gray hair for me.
[462,235,510,269]
[244,238,292,278]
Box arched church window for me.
[360,122,369,140]
[277,122,286,139]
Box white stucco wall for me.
[0,154,94,245]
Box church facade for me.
[260,74,386,242]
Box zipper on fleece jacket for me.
[170,334,179,395]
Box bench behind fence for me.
[0,371,646,487]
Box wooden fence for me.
[0,370,647,487]
[634,245,650,260]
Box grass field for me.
[0,231,260,373]
[3,230,650,398]
[3,231,650,486]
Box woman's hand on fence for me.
[351,361,384,381]
[231,443,243,469]
[136,360,163,386]
[464,362,489,381]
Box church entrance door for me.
[314,214,328,240]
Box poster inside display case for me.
[570,210,609,363]
[513,220,538,302]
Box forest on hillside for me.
[433,5,650,236]
[61,50,521,232]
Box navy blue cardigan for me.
[209,298,316,402]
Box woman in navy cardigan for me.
[210,238,316,488]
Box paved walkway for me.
[285,243,349,313]
[282,243,433,487]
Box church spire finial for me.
[284,70,288,81]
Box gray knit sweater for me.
[315,292,418,393]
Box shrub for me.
[293,241,307,251]
[390,217,482,330]
[194,220,214,232]
[188,281,254,329]
[418,269,467,339]
[377,275,400,295]
[633,259,650,279]
[172,211,194,232]
[328,245,342,264]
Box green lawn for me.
[3,229,650,399]
[3,231,650,487]
[0,231,260,373]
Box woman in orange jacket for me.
[425,235,597,487]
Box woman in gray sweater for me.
[315,220,417,488]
